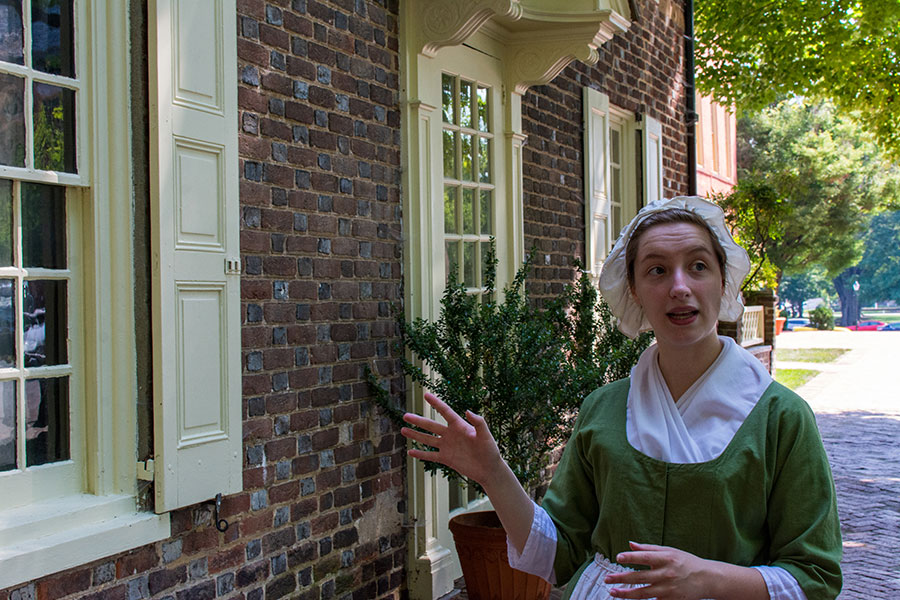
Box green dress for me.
[542,378,842,599]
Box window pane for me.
[462,188,474,234]
[479,190,491,235]
[0,0,24,64]
[23,279,67,367]
[459,80,472,128]
[22,182,66,268]
[25,376,69,466]
[441,74,454,124]
[0,279,15,367]
[31,0,75,77]
[445,240,459,285]
[610,128,620,163]
[463,242,475,287]
[611,168,621,203]
[478,137,490,182]
[443,186,458,234]
[0,379,15,471]
[33,82,76,172]
[480,241,491,286]
[476,86,488,132]
[0,179,12,265]
[612,205,622,241]
[0,73,26,167]
[461,133,473,181]
[442,129,456,179]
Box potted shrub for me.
[368,247,652,599]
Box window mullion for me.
[12,181,24,471]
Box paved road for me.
[777,331,900,598]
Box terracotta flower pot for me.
[775,316,786,335]
[449,510,552,600]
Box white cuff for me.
[753,565,807,600]
[506,501,557,584]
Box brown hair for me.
[625,208,727,290]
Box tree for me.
[716,99,900,320]
[846,210,900,307]
[779,268,832,318]
[695,0,900,160]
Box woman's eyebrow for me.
[638,245,713,262]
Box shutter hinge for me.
[225,258,241,274]
[137,458,155,481]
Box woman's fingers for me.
[402,412,447,435]
[407,448,443,463]
[423,391,464,424]
[400,426,442,448]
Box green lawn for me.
[862,312,900,323]
[775,368,820,390]
[776,348,849,363]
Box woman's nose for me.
[669,269,690,297]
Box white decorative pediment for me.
[412,0,632,93]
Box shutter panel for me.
[583,88,611,276]
[643,115,663,205]
[149,0,241,512]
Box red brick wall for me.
[522,0,689,302]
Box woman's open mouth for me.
[666,309,699,324]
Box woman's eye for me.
[692,262,708,272]
[648,266,665,276]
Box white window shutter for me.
[643,115,663,205]
[583,88,611,276]
[149,0,241,512]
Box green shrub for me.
[809,305,835,330]
[367,246,652,491]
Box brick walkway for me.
[448,331,900,599]
[779,331,900,598]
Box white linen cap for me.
[597,196,751,339]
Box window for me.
[441,73,494,298]
[583,87,663,275]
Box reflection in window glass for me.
[32,82,76,173]
[476,86,488,132]
[23,280,67,367]
[444,187,458,234]
[22,182,66,268]
[461,134,473,181]
[442,130,456,179]
[0,179,12,266]
[459,81,472,128]
[480,241,491,285]
[462,188,474,234]
[0,73,26,167]
[25,376,69,466]
[0,380,15,471]
[0,278,15,368]
[463,242,475,287]
[0,0,24,65]
[480,190,491,235]
[441,74,454,124]
[445,241,459,285]
[478,138,490,183]
[31,0,75,77]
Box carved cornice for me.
[416,0,522,57]
[414,0,632,94]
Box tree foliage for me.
[717,99,900,293]
[779,268,833,317]
[366,249,652,492]
[855,210,900,305]
[695,0,900,159]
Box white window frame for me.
[583,88,662,277]
[0,2,173,589]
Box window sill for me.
[0,494,171,589]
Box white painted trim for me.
[0,495,170,589]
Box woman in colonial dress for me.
[401,197,842,599]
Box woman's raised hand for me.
[401,391,503,487]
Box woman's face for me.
[630,222,724,352]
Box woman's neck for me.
[656,334,724,401]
